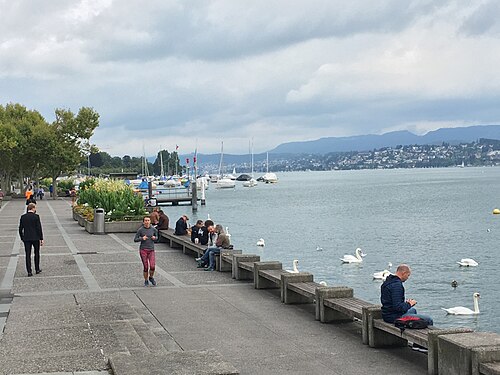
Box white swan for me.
[457,258,478,267]
[316,246,323,251]
[256,238,265,247]
[286,259,299,273]
[319,281,327,286]
[373,270,391,281]
[340,248,366,263]
[442,292,480,315]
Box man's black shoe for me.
[27,273,33,277]
[36,270,42,274]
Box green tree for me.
[41,107,100,198]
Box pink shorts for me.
[139,249,155,272]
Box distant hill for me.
[269,125,500,154]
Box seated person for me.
[150,207,160,226]
[381,264,433,325]
[174,215,189,235]
[196,225,231,271]
[191,219,212,245]
[156,209,169,230]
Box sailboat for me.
[216,141,236,189]
[262,152,278,183]
[243,140,258,187]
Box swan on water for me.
[457,258,479,267]
[286,259,299,273]
[373,270,391,281]
[442,292,480,315]
[316,246,323,251]
[256,238,265,247]
[319,281,327,286]
[340,248,366,263]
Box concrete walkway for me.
[0,199,428,374]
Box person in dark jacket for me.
[381,264,433,325]
[190,220,210,245]
[19,203,44,276]
[174,215,189,235]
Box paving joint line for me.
[46,200,101,291]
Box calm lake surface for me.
[163,167,500,333]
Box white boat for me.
[262,152,278,183]
[216,141,235,189]
[225,168,237,180]
[243,140,258,188]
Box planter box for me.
[77,215,86,227]
[82,218,142,234]
[104,220,142,233]
[73,209,79,221]
[85,219,94,234]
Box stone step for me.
[109,349,240,375]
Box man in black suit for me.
[19,202,44,276]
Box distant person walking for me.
[37,187,44,200]
[19,203,44,277]
[134,216,158,287]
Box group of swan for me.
[442,293,481,315]
[340,248,366,263]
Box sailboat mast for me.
[160,149,164,177]
[250,140,254,177]
[266,152,269,173]
[218,141,224,176]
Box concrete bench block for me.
[281,272,313,304]
[438,332,500,375]
[364,306,406,348]
[254,261,283,289]
[317,287,354,323]
[472,345,500,375]
[216,250,242,272]
[232,254,260,280]
[426,327,474,375]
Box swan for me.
[319,281,327,286]
[442,292,480,315]
[286,259,299,273]
[340,248,366,263]
[373,270,391,281]
[457,258,478,267]
[372,262,393,280]
[256,238,265,247]
[316,246,323,251]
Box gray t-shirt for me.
[134,225,158,251]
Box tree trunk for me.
[52,174,59,199]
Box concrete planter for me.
[72,209,79,221]
[84,219,94,234]
[77,215,86,227]
[81,218,142,234]
[104,220,142,233]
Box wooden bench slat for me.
[239,261,255,271]
[373,319,430,347]
[259,269,284,282]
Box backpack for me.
[394,316,428,333]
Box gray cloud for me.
[1,0,499,156]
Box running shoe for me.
[144,280,149,287]
[149,277,157,286]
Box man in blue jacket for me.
[381,264,433,325]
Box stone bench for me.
[232,254,260,280]
[316,286,374,330]
[363,306,474,375]
[253,262,284,289]
[438,333,500,375]
[158,229,206,257]
[281,272,317,304]
[216,250,242,272]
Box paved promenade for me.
[0,199,428,374]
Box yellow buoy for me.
[493,208,500,215]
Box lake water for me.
[163,167,500,333]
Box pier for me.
[0,199,498,374]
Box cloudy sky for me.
[1,0,500,156]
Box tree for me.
[41,107,100,198]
